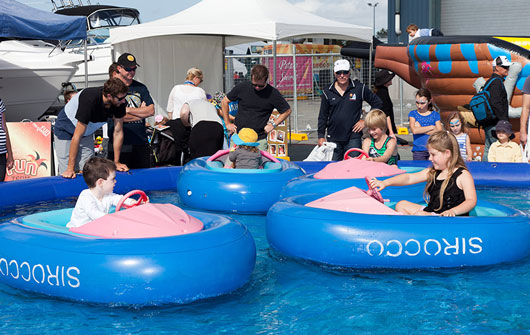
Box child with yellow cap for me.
[228,128,262,169]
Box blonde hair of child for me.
[423,131,468,211]
[445,111,468,134]
[365,109,388,131]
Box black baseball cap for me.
[117,53,140,68]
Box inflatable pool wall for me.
[0,166,181,208]
[295,161,530,188]
[397,160,530,187]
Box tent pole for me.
[222,36,226,92]
[84,39,88,88]
[292,43,298,133]
[273,40,277,86]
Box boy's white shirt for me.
[67,189,131,228]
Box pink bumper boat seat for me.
[314,159,405,180]
[70,203,204,239]
[305,186,400,215]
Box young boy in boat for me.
[370,131,476,216]
[67,157,143,228]
[228,128,262,169]
[361,109,398,165]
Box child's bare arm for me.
[370,168,429,191]
[409,116,434,134]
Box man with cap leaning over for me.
[483,55,512,161]
[318,59,383,160]
[108,53,155,169]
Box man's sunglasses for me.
[114,95,127,101]
[252,82,267,88]
[335,70,349,76]
[123,66,137,72]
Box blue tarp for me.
[0,0,86,40]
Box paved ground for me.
[287,99,414,161]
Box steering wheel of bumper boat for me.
[364,177,384,204]
[116,190,149,212]
[344,148,369,160]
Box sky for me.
[24,0,388,34]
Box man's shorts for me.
[54,134,94,174]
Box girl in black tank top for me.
[369,131,477,217]
[424,167,468,215]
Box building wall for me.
[441,0,530,36]
[388,0,441,44]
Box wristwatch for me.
[268,120,277,128]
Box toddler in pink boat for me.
[67,157,144,228]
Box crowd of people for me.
[0,46,528,221]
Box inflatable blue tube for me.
[0,167,257,305]
[178,157,304,213]
[0,208,255,305]
[398,160,530,187]
[267,194,530,269]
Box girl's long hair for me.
[445,111,468,134]
[424,131,468,211]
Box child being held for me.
[362,109,398,165]
[446,111,472,161]
[487,120,522,162]
[228,128,262,169]
[67,157,139,228]
[370,131,477,217]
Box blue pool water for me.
[0,187,529,334]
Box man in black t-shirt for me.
[54,78,129,178]
[108,53,155,169]
[221,64,291,150]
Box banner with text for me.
[5,122,53,181]
[265,57,313,96]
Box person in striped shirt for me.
[0,98,14,181]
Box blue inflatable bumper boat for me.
[0,204,256,305]
[178,150,304,213]
[267,186,530,269]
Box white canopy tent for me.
[109,0,371,116]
